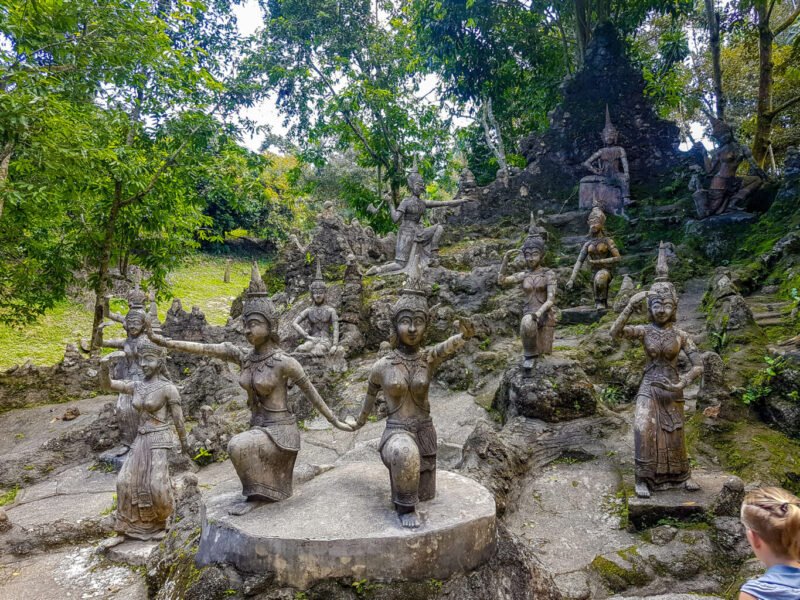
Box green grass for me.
[0,256,258,369]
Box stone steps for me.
[744,294,793,327]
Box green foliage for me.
[599,385,624,407]
[0,486,19,507]
[709,316,730,354]
[101,493,118,516]
[741,355,786,405]
[192,447,214,467]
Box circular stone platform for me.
[196,462,497,587]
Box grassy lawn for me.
[0,256,258,369]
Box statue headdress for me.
[602,105,619,144]
[521,211,547,253]
[138,337,166,359]
[147,290,162,335]
[588,205,607,228]
[242,261,278,333]
[407,162,424,189]
[648,241,678,309]
[709,115,733,141]
[391,249,428,320]
[127,281,147,312]
[310,259,327,293]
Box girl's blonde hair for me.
[741,487,800,561]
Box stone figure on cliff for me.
[497,213,557,369]
[99,340,189,540]
[579,106,630,215]
[566,206,621,309]
[610,242,704,499]
[690,117,766,219]
[366,166,468,276]
[348,261,475,528]
[147,263,352,515]
[292,260,340,356]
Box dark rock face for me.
[684,212,759,263]
[493,358,597,423]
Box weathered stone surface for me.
[684,212,758,262]
[627,471,733,530]
[756,396,800,439]
[708,475,745,517]
[0,508,10,533]
[698,351,731,409]
[493,358,596,423]
[608,595,722,599]
[712,516,750,563]
[107,539,159,567]
[196,462,496,588]
[559,306,607,325]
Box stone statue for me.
[348,261,475,528]
[366,166,468,276]
[690,117,767,219]
[579,106,631,215]
[497,213,557,369]
[99,283,149,452]
[566,206,621,309]
[292,260,340,356]
[99,340,189,540]
[610,242,704,499]
[147,263,352,515]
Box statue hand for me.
[100,350,126,363]
[566,279,575,290]
[332,418,354,432]
[629,291,649,305]
[455,318,476,340]
[503,249,519,260]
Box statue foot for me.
[634,480,651,498]
[398,510,421,529]
[228,498,267,516]
[96,535,126,554]
[684,478,700,492]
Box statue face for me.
[523,248,542,269]
[602,130,618,146]
[588,219,603,235]
[311,289,326,305]
[125,313,145,336]
[395,310,427,349]
[650,299,675,325]
[244,314,270,347]
[408,176,425,196]
[139,354,161,378]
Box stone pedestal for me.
[560,306,608,325]
[196,462,496,588]
[493,356,597,423]
[579,176,625,215]
[106,539,159,567]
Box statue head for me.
[147,289,162,335]
[407,165,425,196]
[309,259,327,305]
[521,211,547,268]
[125,283,147,337]
[242,261,280,346]
[390,254,428,350]
[587,205,607,235]
[601,105,619,146]
[138,338,169,380]
[648,241,678,325]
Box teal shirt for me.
[741,565,800,600]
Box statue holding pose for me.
[566,206,621,309]
[610,242,704,499]
[579,106,631,215]
[348,263,475,528]
[497,213,557,369]
[690,118,766,219]
[367,166,468,276]
[99,341,189,540]
[292,261,340,356]
[148,263,352,515]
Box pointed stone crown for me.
[588,205,607,227]
[243,261,278,326]
[310,259,327,292]
[602,105,619,144]
[649,241,678,305]
[127,281,147,311]
[138,337,166,358]
[522,211,547,253]
[407,162,424,189]
[147,289,162,334]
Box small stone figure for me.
[366,166,468,276]
[292,260,340,356]
[579,106,631,215]
[497,213,557,369]
[99,283,149,452]
[349,262,475,528]
[147,263,352,515]
[566,206,621,309]
[690,117,767,219]
[611,242,704,499]
[99,341,189,540]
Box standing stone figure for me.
[610,242,704,499]
[497,213,557,369]
[566,206,621,309]
[366,166,468,276]
[148,263,352,515]
[99,283,149,453]
[348,263,475,528]
[579,106,631,214]
[99,341,189,540]
[690,117,766,219]
[292,260,340,356]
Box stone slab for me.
[627,472,730,531]
[106,540,159,567]
[560,306,608,325]
[196,462,496,588]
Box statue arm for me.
[582,150,602,174]
[292,308,311,339]
[428,321,474,371]
[619,148,630,178]
[537,271,557,317]
[591,239,622,266]
[166,385,190,454]
[389,198,404,223]
[100,337,126,349]
[568,244,589,284]
[286,358,352,431]
[680,331,704,387]
[424,199,467,209]
[103,297,126,325]
[147,326,242,364]
[99,354,134,395]
[610,291,648,339]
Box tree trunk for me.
[573,0,591,67]
[90,184,123,353]
[0,141,14,221]
[481,98,508,187]
[704,0,725,120]
[752,2,774,168]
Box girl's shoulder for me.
[741,565,800,599]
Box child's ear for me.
[745,528,762,550]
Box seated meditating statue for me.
[566,206,621,309]
[99,340,189,540]
[610,242,704,499]
[147,263,352,515]
[292,260,340,356]
[497,213,557,370]
[367,166,468,276]
[579,106,631,215]
[347,261,475,528]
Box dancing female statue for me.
[579,106,631,214]
[349,263,475,528]
[148,263,352,514]
[611,242,704,499]
[99,341,189,540]
[497,213,556,369]
[566,206,621,309]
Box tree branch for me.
[766,93,800,118]
[774,3,800,35]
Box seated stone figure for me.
[292,260,340,356]
[579,106,630,215]
[690,117,766,219]
[566,206,621,309]
[367,166,468,276]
